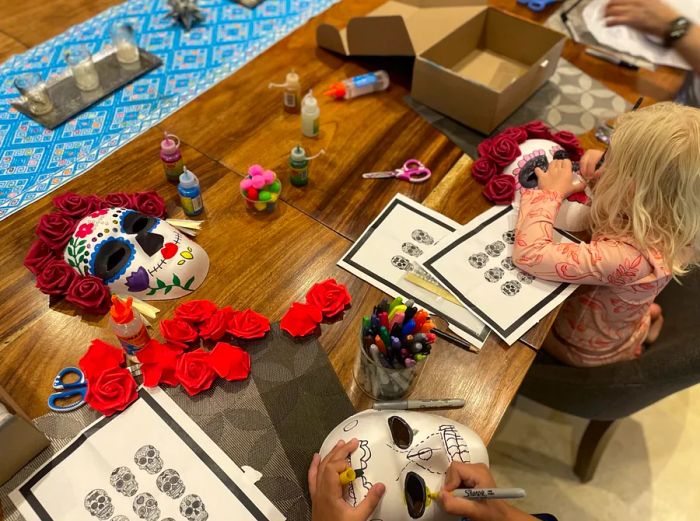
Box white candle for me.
[116,41,140,64]
[73,59,100,91]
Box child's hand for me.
[579,149,605,182]
[535,159,585,198]
[308,439,385,521]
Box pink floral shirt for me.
[513,189,671,367]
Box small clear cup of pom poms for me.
[240,165,282,213]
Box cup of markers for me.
[240,164,282,213]
[354,297,435,400]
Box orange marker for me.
[375,335,386,354]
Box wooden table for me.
[0,0,686,461]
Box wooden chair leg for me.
[574,419,618,483]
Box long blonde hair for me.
[590,102,700,276]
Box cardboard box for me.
[317,0,565,134]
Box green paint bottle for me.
[288,145,325,187]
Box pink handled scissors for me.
[362,159,432,183]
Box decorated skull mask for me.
[84,489,115,520]
[64,207,208,300]
[110,466,138,496]
[180,494,209,521]
[134,445,163,474]
[132,493,160,521]
[157,468,186,499]
[320,410,488,521]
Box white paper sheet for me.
[338,194,489,349]
[422,206,579,345]
[10,387,285,521]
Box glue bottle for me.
[178,167,204,216]
[268,70,301,113]
[109,296,150,357]
[160,132,184,183]
[289,145,325,187]
[324,70,390,100]
[301,90,320,138]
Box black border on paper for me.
[422,206,580,339]
[19,390,269,521]
[341,197,490,342]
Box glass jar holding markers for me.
[354,297,435,400]
[239,165,282,213]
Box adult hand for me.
[308,439,386,521]
[579,149,605,182]
[535,159,585,198]
[605,0,680,38]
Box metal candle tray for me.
[11,47,162,130]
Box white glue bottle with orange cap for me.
[109,295,151,359]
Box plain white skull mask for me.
[320,410,489,521]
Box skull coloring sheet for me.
[10,388,284,521]
[338,194,489,348]
[422,205,580,345]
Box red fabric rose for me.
[200,307,234,341]
[227,308,270,339]
[483,174,517,205]
[136,339,181,387]
[53,193,105,219]
[103,192,136,209]
[66,275,112,314]
[305,278,352,318]
[35,211,77,251]
[24,239,57,275]
[36,259,77,295]
[477,138,494,158]
[567,191,590,204]
[85,367,138,416]
[174,300,218,323]
[521,120,553,140]
[159,318,198,348]
[500,127,528,144]
[280,302,323,337]
[551,130,579,149]
[471,157,498,184]
[79,339,125,382]
[133,191,167,218]
[486,135,520,167]
[209,342,251,381]
[175,348,217,396]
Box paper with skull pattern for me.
[10,387,284,521]
[422,205,579,345]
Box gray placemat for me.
[0,323,354,521]
[406,58,629,157]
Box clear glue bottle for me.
[324,70,390,100]
[178,167,204,216]
[268,70,301,113]
[301,90,320,138]
[160,132,184,183]
[289,145,325,187]
[109,296,150,358]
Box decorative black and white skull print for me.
[517,271,535,284]
[501,280,522,296]
[110,466,138,497]
[157,468,186,499]
[468,253,489,269]
[484,267,505,283]
[401,242,424,257]
[84,489,115,520]
[501,257,516,271]
[411,229,435,245]
[132,493,160,521]
[502,230,516,245]
[180,494,208,521]
[391,255,413,272]
[484,241,506,257]
[109,516,130,521]
[134,445,163,474]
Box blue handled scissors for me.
[362,159,432,184]
[517,0,560,12]
[48,367,87,412]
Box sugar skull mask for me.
[64,207,209,300]
[319,410,489,521]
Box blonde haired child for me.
[513,102,700,366]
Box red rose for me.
[567,191,590,204]
[483,174,516,205]
[471,157,498,184]
[280,302,322,337]
[35,211,77,251]
[36,259,77,295]
[53,193,105,219]
[486,135,520,167]
[65,275,112,314]
[209,342,251,381]
[305,278,352,318]
[174,300,218,323]
[551,130,584,162]
[79,339,125,382]
[136,339,181,387]
[159,318,198,348]
[133,191,167,218]
[103,192,136,209]
[85,367,138,416]
[477,138,494,158]
[175,348,217,396]
[24,239,57,275]
[521,120,553,140]
[500,127,528,144]
[227,308,270,339]
[200,307,234,341]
